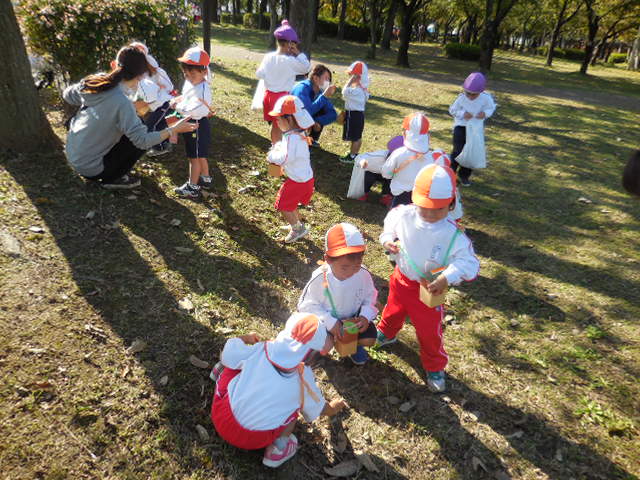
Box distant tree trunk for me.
[268,0,278,48]
[367,0,381,59]
[290,0,315,57]
[331,0,339,17]
[628,25,640,70]
[1,1,59,153]
[212,0,219,22]
[246,0,253,13]
[381,0,399,49]
[202,0,212,55]
[580,1,599,75]
[337,0,348,39]
[312,0,320,42]
[232,0,240,21]
[478,0,518,72]
[283,0,290,18]
[259,0,268,28]
[396,1,414,67]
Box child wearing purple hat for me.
[257,20,311,144]
[448,72,496,186]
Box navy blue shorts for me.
[182,117,210,159]
[359,321,378,340]
[342,110,365,142]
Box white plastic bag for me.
[251,79,266,111]
[347,162,366,199]
[449,190,463,221]
[456,119,486,169]
[355,150,389,174]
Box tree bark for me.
[202,0,211,55]
[1,1,59,153]
[268,0,278,48]
[212,0,219,22]
[312,0,320,43]
[628,25,640,70]
[478,0,518,72]
[259,0,268,28]
[381,0,399,49]
[396,2,413,67]
[283,0,291,19]
[331,0,339,17]
[246,0,253,13]
[580,1,599,75]
[290,0,316,57]
[337,0,348,39]
[367,0,381,59]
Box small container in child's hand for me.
[335,321,358,356]
[342,320,359,335]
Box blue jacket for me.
[290,80,337,127]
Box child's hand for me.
[325,398,347,416]
[354,316,369,333]
[329,322,343,340]
[463,111,473,120]
[324,85,337,97]
[383,241,400,254]
[239,332,260,344]
[172,116,197,134]
[426,274,448,295]
[475,111,486,119]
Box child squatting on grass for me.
[210,313,346,468]
[267,95,316,243]
[298,223,379,365]
[376,164,480,393]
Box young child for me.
[171,47,213,200]
[130,42,175,157]
[357,134,403,207]
[381,112,433,208]
[257,20,311,144]
[267,95,315,243]
[448,72,496,186]
[298,223,379,365]
[376,164,479,392]
[340,61,370,164]
[211,312,346,468]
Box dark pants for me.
[391,190,413,208]
[85,135,146,183]
[310,123,323,142]
[364,171,391,195]
[450,126,473,181]
[144,102,170,150]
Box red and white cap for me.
[268,95,314,129]
[347,60,369,88]
[431,149,451,167]
[325,222,366,257]
[402,112,430,153]
[265,312,328,370]
[412,164,457,209]
[130,41,159,69]
[177,47,210,67]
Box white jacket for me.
[449,92,496,128]
[256,51,311,93]
[381,146,433,196]
[267,130,313,183]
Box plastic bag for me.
[449,190,464,221]
[355,150,389,174]
[347,162,366,199]
[456,119,486,169]
[251,79,266,111]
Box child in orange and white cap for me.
[377,164,479,392]
[340,61,370,164]
[210,312,346,468]
[298,223,378,365]
[170,47,213,200]
[381,112,433,208]
[267,95,316,243]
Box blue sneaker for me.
[375,329,397,347]
[349,346,369,365]
[427,370,446,393]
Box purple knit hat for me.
[387,135,404,154]
[274,20,299,43]
[462,72,486,93]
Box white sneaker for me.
[427,370,446,393]
[262,434,298,468]
[279,225,292,232]
[284,224,309,243]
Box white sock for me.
[200,175,211,182]
[273,436,288,450]
[292,222,302,231]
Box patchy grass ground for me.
[1,26,639,480]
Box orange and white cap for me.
[268,94,315,129]
[431,149,451,167]
[325,222,366,257]
[177,47,210,66]
[412,164,457,209]
[265,312,328,370]
[402,112,430,153]
[347,60,369,88]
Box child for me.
[376,164,479,392]
[267,95,315,243]
[257,20,311,144]
[170,47,213,200]
[340,61,370,164]
[357,134,403,207]
[381,112,433,208]
[298,223,379,365]
[448,72,496,187]
[131,42,175,157]
[211,312,346,468]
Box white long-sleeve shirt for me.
[137,67,174,111]
[220,338,325,430]
[297,264,379,331]
[267,130,313,183]
[381,146,433,196]
[448,92,496,128]
[342,84,369,111]
[256,51,310,93]
[379,205,479,285]
[175,79,212,120]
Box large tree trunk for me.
[268,0,278,48]
[479,21,498,71]
[202,0,211,55]
[283,0,290,19]
[259,0,268,28]
[331,0,339,17]
[312,0,320,43]
[628,25,640,70]
[1,1,59,153]
[580,7,599,75]
[246,0,253,13]
[381,0,399,49]
[546,15,563,66]
[290,0,316,57]
[367,0,380,59]
[212,0,219,22]
[396,4,413,67]
[337,0,348,39]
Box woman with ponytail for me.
[63,45,197,189]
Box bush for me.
[316,16,370,43]
[608,52,627,64]
[220,13,233,24]
[243,13,259,29]
[19,0,194,83]
[537,46,585,62]
[445,43,481,61]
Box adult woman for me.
[63,45,197,189]
[290,64,337,147]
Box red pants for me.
[378,267,448,372]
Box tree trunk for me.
[479,20,498,71]
[628,25,640,70]
[546,13,563,66]
[381,0,399,49]
[580,8,599,75]
[312,0,320,42]
[367,0,380,59]
[290,0,316,57]
[259,0,268,28]
[1,1,59,153]
[337,0,348,39]
[212,0,219,22]
[283,0,290,19]
[396,4,413,67]
[202,0,211,55]
[247,0,253,13]
[331,0,339,17]
[268,0,278,48]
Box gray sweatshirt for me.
[63,82,163,177]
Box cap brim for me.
[294,110,315,129]
[404,136,429,153]
[412,193,452,209]
[326,245,366,257]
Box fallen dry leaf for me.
[159,375,168,386]
[323,460,360,477]
[174,247,193,253]
[195,424,209,442]
[178,298,194,312]
[28,226,45,233]
[355,451,379,472]
[472,456,488,472]
[189,355,210,369]
[333,431,347,453]
[126,339,147,354]
[170,218,181,227]
[399,401,416,413]
[85,210,96,220]
[197,278,204,291]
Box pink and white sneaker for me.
[262,434,298,468]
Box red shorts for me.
[274,178,315,212]
[263,90,289,122]
[211,368,298,450]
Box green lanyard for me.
[322,267,339,318]
[399,228,461,280]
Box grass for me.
[1,25,639,479]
